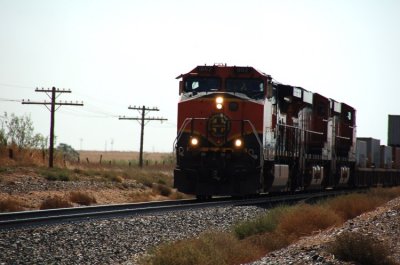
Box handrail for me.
[173,118,208,150]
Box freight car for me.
[173,65,400,198]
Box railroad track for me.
[0,189,359,230]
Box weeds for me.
[69,191,97,205]
[277,204,342,239]
[233,205,289,239]
[129,190,154,202]
[326,193,383,220]
[143,232,261,265]
[244,231,289,252]
[40,195,72,209]
[40,168,71,181]
[102,171,123,183]
[329,231,398,265]
[153,183,172,197]
[0,198,23,212]
[143,188,400,265]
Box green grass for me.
[233,205,290,239]
[40,167,72,181]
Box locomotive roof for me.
[176,64,270,79]
[176,65,355,111]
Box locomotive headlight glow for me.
[216,96,224,110]
[216,96,224,104]
[190,137,199,146]
[234,139,243,148]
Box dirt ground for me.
[0,151,180,211]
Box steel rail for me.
[0,189,361,230]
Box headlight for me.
[216,96,223,104]
[234,139,243,148]
[190,137,199,146]
[216,96,223,110]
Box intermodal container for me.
[356,140,367,168]
[357,137,380,168]
[393,147,400,169]
[380,145,392,169]
[388,115,400,147]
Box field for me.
[0,147,184,212]
[79,151,174,165]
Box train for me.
[173,65,400,199]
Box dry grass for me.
[143,188,400,265]
[69,191,97,206]
[326,193,384,220]
[277,204,342,239]
[0,197,23,212]
[329,231,399,265]
[128,190,155,202]
[152,183,172,197]
[40,195,72,209]
[244,231,289,253]
[142,231,262,265]
[79,151,174,166]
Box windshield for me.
[226,78,264,99]
[184,77,220,93]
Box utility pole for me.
[119,105,167,167]
[22,87,83,168]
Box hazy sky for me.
[1,0,399,152]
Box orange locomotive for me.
[174,64,357,198]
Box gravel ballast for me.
[0,205,267,264]
[2,197,400,265]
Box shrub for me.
[244,231,289,253]
[40,195,72,209]
[129,191,154,202]
[102,172,123,183]
[368,187,400,201]
[69,191,96,205]
[42,168,71,181]
[277,204,342,239]
[327,193,383,220]
[233,205,289,239]
[153,184,172,197]
[329,231,398,265]
[0,198,23,212]
[143,231,261,265]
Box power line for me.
[0,82,33,89]
[119,105,167,167]
[22,87,84,168]
[0,98,22,102]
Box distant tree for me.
[32,133,49,150]
[2,112,48,149]
[0,116,7,147]
[57,143,79,161]
[4,112,35,148]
